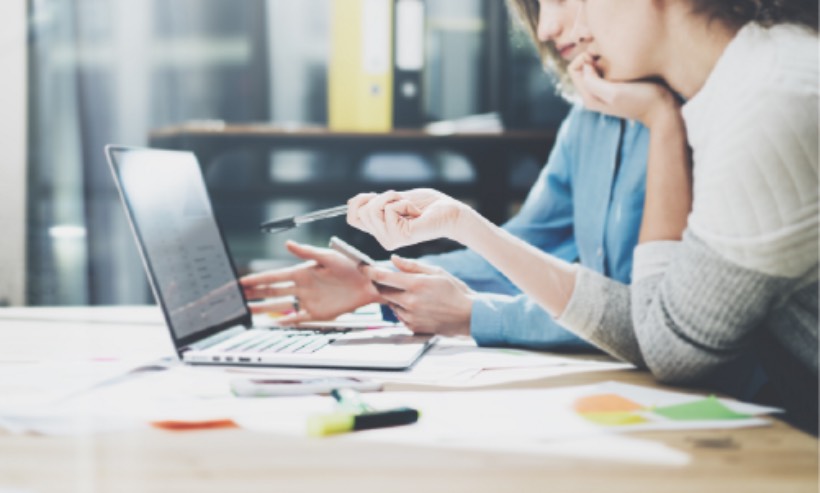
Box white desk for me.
[0,307,816,493]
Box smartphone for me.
[329,236,376,266]
[329,236,401,292]
[230,377,382,397]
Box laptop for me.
[105,145,433,370]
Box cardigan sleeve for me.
[558,230,803,383]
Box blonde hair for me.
[505,0,575,96]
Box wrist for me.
[642,92,682,130]
[361,282,383,306]
[452,205,490,248]
[457,293,476,337]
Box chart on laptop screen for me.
[117,149,246,339]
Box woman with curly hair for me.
[348,0,819,433]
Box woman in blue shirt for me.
[240,0,648,350]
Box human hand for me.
[347,188,474,251]
[239,240,380,325]
[364,255,474,337]
[569,53,680,129]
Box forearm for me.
[420,183,578,295]
[558,267,643,365]
[630,232,790,382]
[563,231,794,382]
[638,103,692,243]
[420,248,519,294]
[557,230,795,378]
[454,210,578,319]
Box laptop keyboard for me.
[225,329,347,355]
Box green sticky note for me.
[653,396,751,421]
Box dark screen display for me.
[110,148,247,341]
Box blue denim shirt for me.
[418,105,649,350]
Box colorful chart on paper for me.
[573,393,752,427]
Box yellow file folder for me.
[329,0,393,132]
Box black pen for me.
[307,388,420,436]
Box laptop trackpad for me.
[319,328,431,361]
[330,331,430,347]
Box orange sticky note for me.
[574,394,643,414]
[151,419,238,431]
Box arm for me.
[353,184,793,382]
[368,108,587,345]
[347,192,582,319]
[563,75,819,381]
[367,254,590,349]
[250,110,578,333]
[418,107,583,294]
[349,74,817,384]
[345,73,692,358]
[418,185,577,294]
[569,54,692,242]
[474,54,689,322]
[634,95,691,243]
[560,232,803,382]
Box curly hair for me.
[688,0,818,30]
[505,0,576,97]
[504,0,816,96]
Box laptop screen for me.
[106,146,250,346]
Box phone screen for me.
[329,236,376,265]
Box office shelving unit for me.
[148,0,570,269]
[27,0,569,304]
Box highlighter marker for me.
[307,407,420,437]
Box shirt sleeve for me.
[469,292,592,350]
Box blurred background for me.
[4,0,571,307]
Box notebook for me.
[104,145,433,370]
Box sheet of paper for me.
[0,321,173,365]
[0,367,780,469]
[419,343,606,369]
[235,381,780,440]
[0,357,177,435]
[441,362,632,388]
[0,305,163,325]
[0,357,173,412]
[371,384,773,435]
[228,381,777,464]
